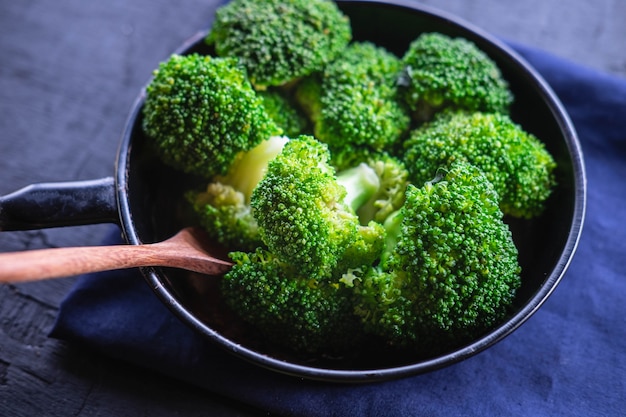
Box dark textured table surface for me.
[0,0,624,415]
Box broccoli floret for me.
[354,161,522,351]
[295,42,410,154]
[222,249,363,354]
[206,0,352,88]
[189,182,260,252]
[398,33,513,121]
[221,137,389,354]
[404,110,557,218]
[326,150,409,226]
[142,53,280,179]
[258,89,310,137]
[251,135,385,280]
[188,136,290,251]
[356,154,409,225]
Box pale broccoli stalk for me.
[189,136,289,251]
[214,135,291,203]
[335,163,381,213]
[356,155,409,225]
[323,150,410,226]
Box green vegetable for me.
[355,154,410,225]
[399,33,513,121]
[142,2,556,356]
[206,0,352,88]
[295,41,410,156]
[251,135,385,280]
[354,161,522,351]
[403,110,557,218]
[142,53,279,179]
[222,135,388,354]
[222,249,362,354]
[188,136,290,251]
[330,150,411,225]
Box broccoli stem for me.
[381,209,403,267]
[217,135,290,202]
[336,163,380,213]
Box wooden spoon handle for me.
[0,244,169,283]
[0,227,233,283]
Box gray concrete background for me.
[419,0,626,77]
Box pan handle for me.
[0,177,118,231]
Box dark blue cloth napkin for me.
[51,43,626,416]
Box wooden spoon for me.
[0,227,233,283]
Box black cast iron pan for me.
[0,0,586,382]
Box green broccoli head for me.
[399,33,513,121]
[222,249,363,354]
[188,135,290,251]
[295,42,410,153]
[355,161,522,350]
[188,182,261,252]
[404,110,557,218]
[206,0,352,88]
[251,135,384,279]
[142,54,279,178]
